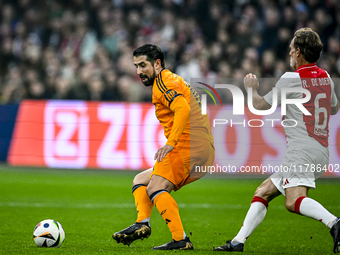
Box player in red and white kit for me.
[214,28,340,253]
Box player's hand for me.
[154,144,174,162]
[244,73,259,91]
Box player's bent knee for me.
[254,186,264,197]
[146,185,164,198]
[146,184,171,197]
[254,179,280,202]
[132,173,143,187]
[254,188,270,202]
[132,168,153,187]
[285,187,308,213]
[285,198,296,213]
[254,181,270,198]
[146,175,175,196]
[145,185,154,197]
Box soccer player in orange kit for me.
[112,44,215,250]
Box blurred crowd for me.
[0,0,340,104]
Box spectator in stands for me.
[0,0,339,103]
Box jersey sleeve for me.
[263,89,274,106]
[263,72,300,106]
[154,73,190,147]
[166,96,190,147]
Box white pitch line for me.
[0,201,248,210]
[0,202,133,209]
[0,202,339,210]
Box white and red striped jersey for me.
[264,64,338,148]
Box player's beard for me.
[140,69,156,87]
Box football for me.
[33,219,65,248]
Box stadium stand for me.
[0,0,339,104]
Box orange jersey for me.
[152,69,214,148]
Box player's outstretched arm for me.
[331,100,339,115]
[244,73,271,110]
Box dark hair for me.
[293,28,323,63]
[133,44,165,68]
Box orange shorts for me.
[151,136,215,191]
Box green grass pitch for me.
[0,164,339,254]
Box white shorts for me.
[270,145,329,196]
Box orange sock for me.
[152,191,184,241]
[132,185,153,223]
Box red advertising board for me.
[8,100,166,169]
[8,100,340,176]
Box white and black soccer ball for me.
[33,219,65,248]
